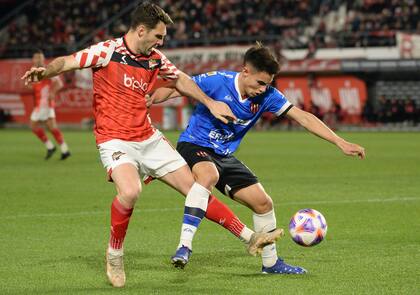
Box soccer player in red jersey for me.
[28,49,71,160]
[21,3,281,288]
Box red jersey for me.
[73,36,180,144]
[32,77,62,109]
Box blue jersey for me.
[179,71,292,155]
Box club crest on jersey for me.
[149,59,159,69]
[112,151,126,161]
[250,103,260,114]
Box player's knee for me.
[253,196,273,214]
[195,170,219,190]
[119,185,141,202]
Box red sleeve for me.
[72,40,116,69]
[155,49,180,81]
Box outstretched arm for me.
[173,71,236,124]
[286,106,365,159]
[21,55,80,85]
[151,87,181,104]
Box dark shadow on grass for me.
[35,249,282,294]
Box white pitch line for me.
[1,197,419,220]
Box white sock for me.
[60,142,69,153]
[239,226,254,243]
[108,246,123,256]
[178,182,210,250]
[45,140,54,150]
[253,209,278,267]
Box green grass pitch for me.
[1,129,419,294]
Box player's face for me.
[242,66,273,97]
[32,53,45,67]
[138,22,167,55]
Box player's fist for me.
[21,67,46,85]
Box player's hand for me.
[145,94,153,108]
[337,140,366,159]
[21,67,47,85]
[208,100,237,124]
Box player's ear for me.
[136,25,147,38]
[242,66,250,76]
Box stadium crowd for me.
[1,0,420,58]
[0,0,419,127]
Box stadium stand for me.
[1,0,420,58]
[0,0,419,128]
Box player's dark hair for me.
[33,48,43,55]
[130,2,173,30]
[244,42,280,75]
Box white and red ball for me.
[289,209,327,247]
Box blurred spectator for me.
[2,0,420,58]
[0,108,11,127]
[404,97,416,125]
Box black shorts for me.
[177,141,258,197]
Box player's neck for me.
[125,31,142,55]
[237,73,248,100]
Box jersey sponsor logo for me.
[207,71,217,76]
[123,73,149,92]
[209,129,234,142]
[233,118,252,126]
[112,151,126,161]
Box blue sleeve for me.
[191,72,219,94]
[266,88,293,117]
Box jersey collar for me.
[234,73,248,103]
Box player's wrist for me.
[334,137,346,147]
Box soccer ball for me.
[289,209,327,247]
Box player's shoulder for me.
[265,85,286,100]
[196,70,236,81]
[151,48,170,60]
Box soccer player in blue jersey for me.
[150,42,365,274]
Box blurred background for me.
[0,0,419,131]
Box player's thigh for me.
[46,117,57,129]
[192,161,219,189]
[177,141,220,189]
[111,163,142,198]
[98,139,141,196]
[30,119,40,129]
[214,155,258,197]
[159,164,195,196]
[232,183,273,214]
